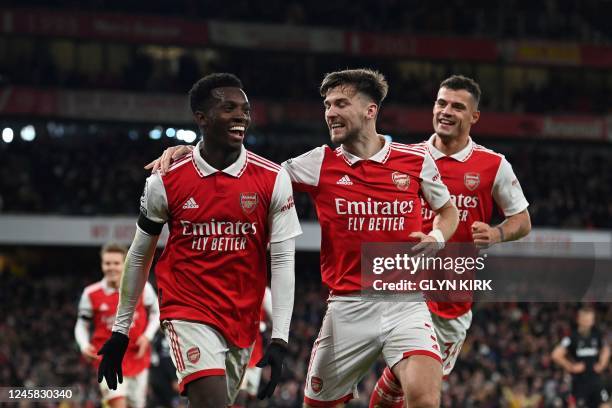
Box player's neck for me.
[342,130,384,160]
[200,142,241,170]
[434,133,470,156]
[578,326,591,336]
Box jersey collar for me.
[192,140,248,178]
[101,278,119,295]
[339,136,391,165]
[427,134,474,162]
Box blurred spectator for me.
[0,131,610,229]
[1,256,610,407]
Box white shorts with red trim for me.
[304,297,440,406]
[99,369,148,408]
[431,310,472,377]
[162,320,252,404]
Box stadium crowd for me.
[0,134,610,229]
[1,255,610,407]
[5,0,611,42]
[2,49,611,115]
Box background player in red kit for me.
[369,75,532,408]
[96,73,302,408]
[148,69,459,408]
[75,243,160,408]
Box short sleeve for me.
[492,157,529,216]
[560,336,571,348]
[419,153,451,211]
[268,167,302,243]
[138,172,168,235]
[77,291,93,320]
[282,145,326,193]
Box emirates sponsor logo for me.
[392,172,410,191]
[464,173,480,191]
[180,220,258,236]
[240,192,258,214]
[448,194,479,209]
[335,197,414,215]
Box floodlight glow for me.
[2,127,14,143]
[21,125,36,141]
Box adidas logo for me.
[336,175,353,185]
[182,197,199,209]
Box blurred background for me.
[0,1,611,406]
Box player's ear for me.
[471,110,480,125]
[194,110,208,128]
[366,103,378,120]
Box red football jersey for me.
[283,138,450,294]
[422,135,529,318]
[140,144,301,348]
[77,280,156,376]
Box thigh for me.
[225,345,253,404]
[392,354,442,406]
[162,320,228,395]
[125,370,148,408]
[431,310,472,377]
[382,301,442,369]
[187,375,228,408]
[304,300,382,406]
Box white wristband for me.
[427,229,445,249]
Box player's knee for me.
[406,390,440,408]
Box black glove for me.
[97,332,129,390]
[256,340,288,399]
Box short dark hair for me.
[189,73,243,114]
[440,75,481,107]
[100,242,127,259]
[320,68,389,106]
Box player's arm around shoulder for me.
[281,145,327,192]
[145,144,195,175]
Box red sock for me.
[369,366,405,408]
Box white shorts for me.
[162,320,252,404]
[304,297,441,406]
[99,369,148,408]
[239,366,263,397]
[431,311,472,377]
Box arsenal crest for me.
[311,376,323,394]
[187,347,200,364]
[240,192,259,214]
[392,172,410,191]
[464,173,480,191]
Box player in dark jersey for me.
[552,306,610,408]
